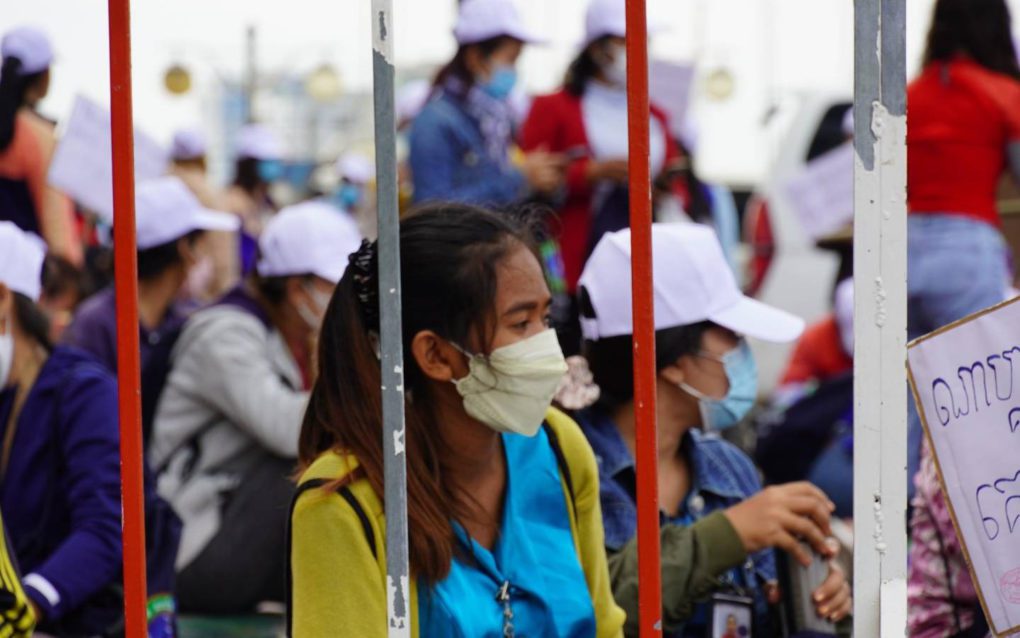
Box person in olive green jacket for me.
[289,204,625,637]
[575,223,852,637]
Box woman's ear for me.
[411,330,465,383]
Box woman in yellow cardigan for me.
[289,203,625,637]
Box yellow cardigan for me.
[289,407,626,637]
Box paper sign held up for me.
[782,142,854,241]
[908,296,1020,637]
[48,95,168,222]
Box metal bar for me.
[852,0,908,634]
[624,0,663,636]
[108,0,148,634]
[370,2,411,636]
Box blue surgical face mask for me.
[678,340,758,431]
[480,64,517,100]
[335,183,362,210]
[257,159,284,183]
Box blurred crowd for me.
[0,0,1017,636]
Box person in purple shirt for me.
[62,176,239,441]
[0,222,123,634]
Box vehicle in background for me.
[742,94,853,394]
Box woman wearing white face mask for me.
[409,0,566,208]
[520,0,689,356]
[150,201,360,614]
[574,224,852,637]
[289,204,625,637]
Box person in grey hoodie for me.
[150,201,362,613]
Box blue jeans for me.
[907,214,1009,496]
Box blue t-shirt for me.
[418,427,596,637]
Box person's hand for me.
[723,482,836,566]
[522,151,566,195]
[585,158,629,184]
[812,555,852,623]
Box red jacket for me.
[520,88,685,292]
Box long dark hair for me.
[233,157,263,193]
[298,203,540,583]
[0,56,46,151]
[433,37,513,94]
[564,36,612,96]
[14,292,51,351]
[923,0,1020,80]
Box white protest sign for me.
[649,61,695,141]
[48,95,168,222]
[908,296,1020,636]
[781,142,853,240]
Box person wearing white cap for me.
[573,224,851,636]
[63,176,239,437]
[0,223,123,632]
[409,0,565,207]
[0,26,80,266]
[520,0,686,353]
[223,123,285,277]
[150,200,360,614]
[333,152,375,214]
[168,127,239,300]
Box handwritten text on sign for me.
[909,296,1020,636]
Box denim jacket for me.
[576,407,778,636]
[409,92,526,207]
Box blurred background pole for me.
[625,0,663,636]
[371,1,411,636]
[852,0,908,635]
[244,25,257,123]
[108,0,149,634]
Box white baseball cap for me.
[135,176,240,250]
[171,128,207,161]
[337,153,375,185]
[579,223,804,343]
[257,201,363,284]
[1,27,53,75]
[0,222,44,301]
[584,0,662,47]
[236,124,283,161]
[454,0,543,46]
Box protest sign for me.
[782,142,853,240]
[649,61,695,142]
[908,296,1020,636]
[48,95,168,221]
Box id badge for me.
[708,593,754,638]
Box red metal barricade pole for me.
[108,0,149,634]
[625,0,662,636]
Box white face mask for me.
[0,316,12,389]
[452,328,569,437]
[297,284,332,330]
[604,45,627,88]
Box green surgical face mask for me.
[452,328,569,436]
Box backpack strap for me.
[286,478,376,637]
[542,421,577,523]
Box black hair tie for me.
[348,239,380,330]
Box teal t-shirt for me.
[418,427,596,637]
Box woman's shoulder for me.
[294,450,381,518]
[544,407,599,481]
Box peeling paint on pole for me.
[853,0,908,635]
[372,0,411,635]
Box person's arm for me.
[177,314,308,457]
[409,104,526,206]
[290,488,388,638]
[28,116,81,266]
[608,512,747,637]
[25,367,122,622]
